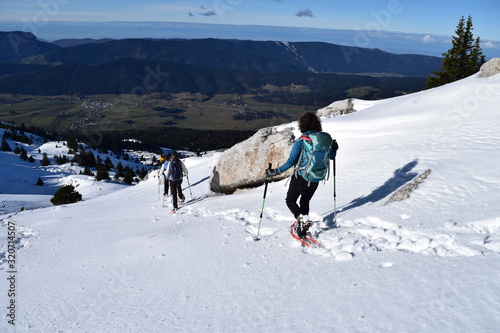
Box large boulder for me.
[478,58,500,78]
[316,98,355,118]
[210,127,295,193]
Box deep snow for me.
[1,72,500,332]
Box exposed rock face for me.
[478,58,500,78]
[386,169,432,204]
[316,98,355,118]
[210,127,295,193]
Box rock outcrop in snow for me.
[316,98,356,118]
[478,58,500,78]
[209,127,295,193]
[386,169,432,204]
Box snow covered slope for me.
[0,137,151,214]
[1,72,500,332]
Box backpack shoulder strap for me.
[299,134,312,144]
[294,134,314,178]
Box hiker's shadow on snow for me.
[323,160,419,227]
[185,196,206,205]
[181,176,209,205]
[184,176,209,189]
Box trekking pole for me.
[157,175,161,201]
[255,163,272,241]
[333,158,337,225]
[163,180,170,208]
[186,175,193,200]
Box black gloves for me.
[331,140,339,152]
[265,168,280,178]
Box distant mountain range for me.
[0,31,58,62]
[0,31,441,97]
[3,32,441,75]
[2,21,499,58]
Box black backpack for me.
[170,158,183,181]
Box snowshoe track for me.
[161,204,500,260]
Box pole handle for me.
[262,163,272,199]
[255,162,272,241]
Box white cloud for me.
[422,34,437,44]
[482,41,496,49]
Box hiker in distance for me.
[265,111,338,236]
[166,151,189,212]
[158,153,171,196]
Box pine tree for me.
[40,152,51,166]
[114,162,124,179]
[50,184,82,205]
[19,147,28,161]
[67,137,78,150]
[1,135,12,151]
[139,167,148,179]
[95,164,110,181]
[427,16,486,88]
[54,154,66,164]
[72,150,96,168]
[80,166,94,176]
[104,156,114,170]
[123,169,134,184]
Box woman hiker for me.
[166,151,189,212]
[265,112,338,236]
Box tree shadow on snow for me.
[322,159,419,227]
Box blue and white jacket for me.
[158,162,169,180]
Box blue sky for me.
[1,0,498,40]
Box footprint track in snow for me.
[156,202,500,259]
[315,216,500,258]
[0,219,38,268]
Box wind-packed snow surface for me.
[1,73,500,332]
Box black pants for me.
[163,179,169,196]
[170,179,185,209]
[285,175,319,219]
